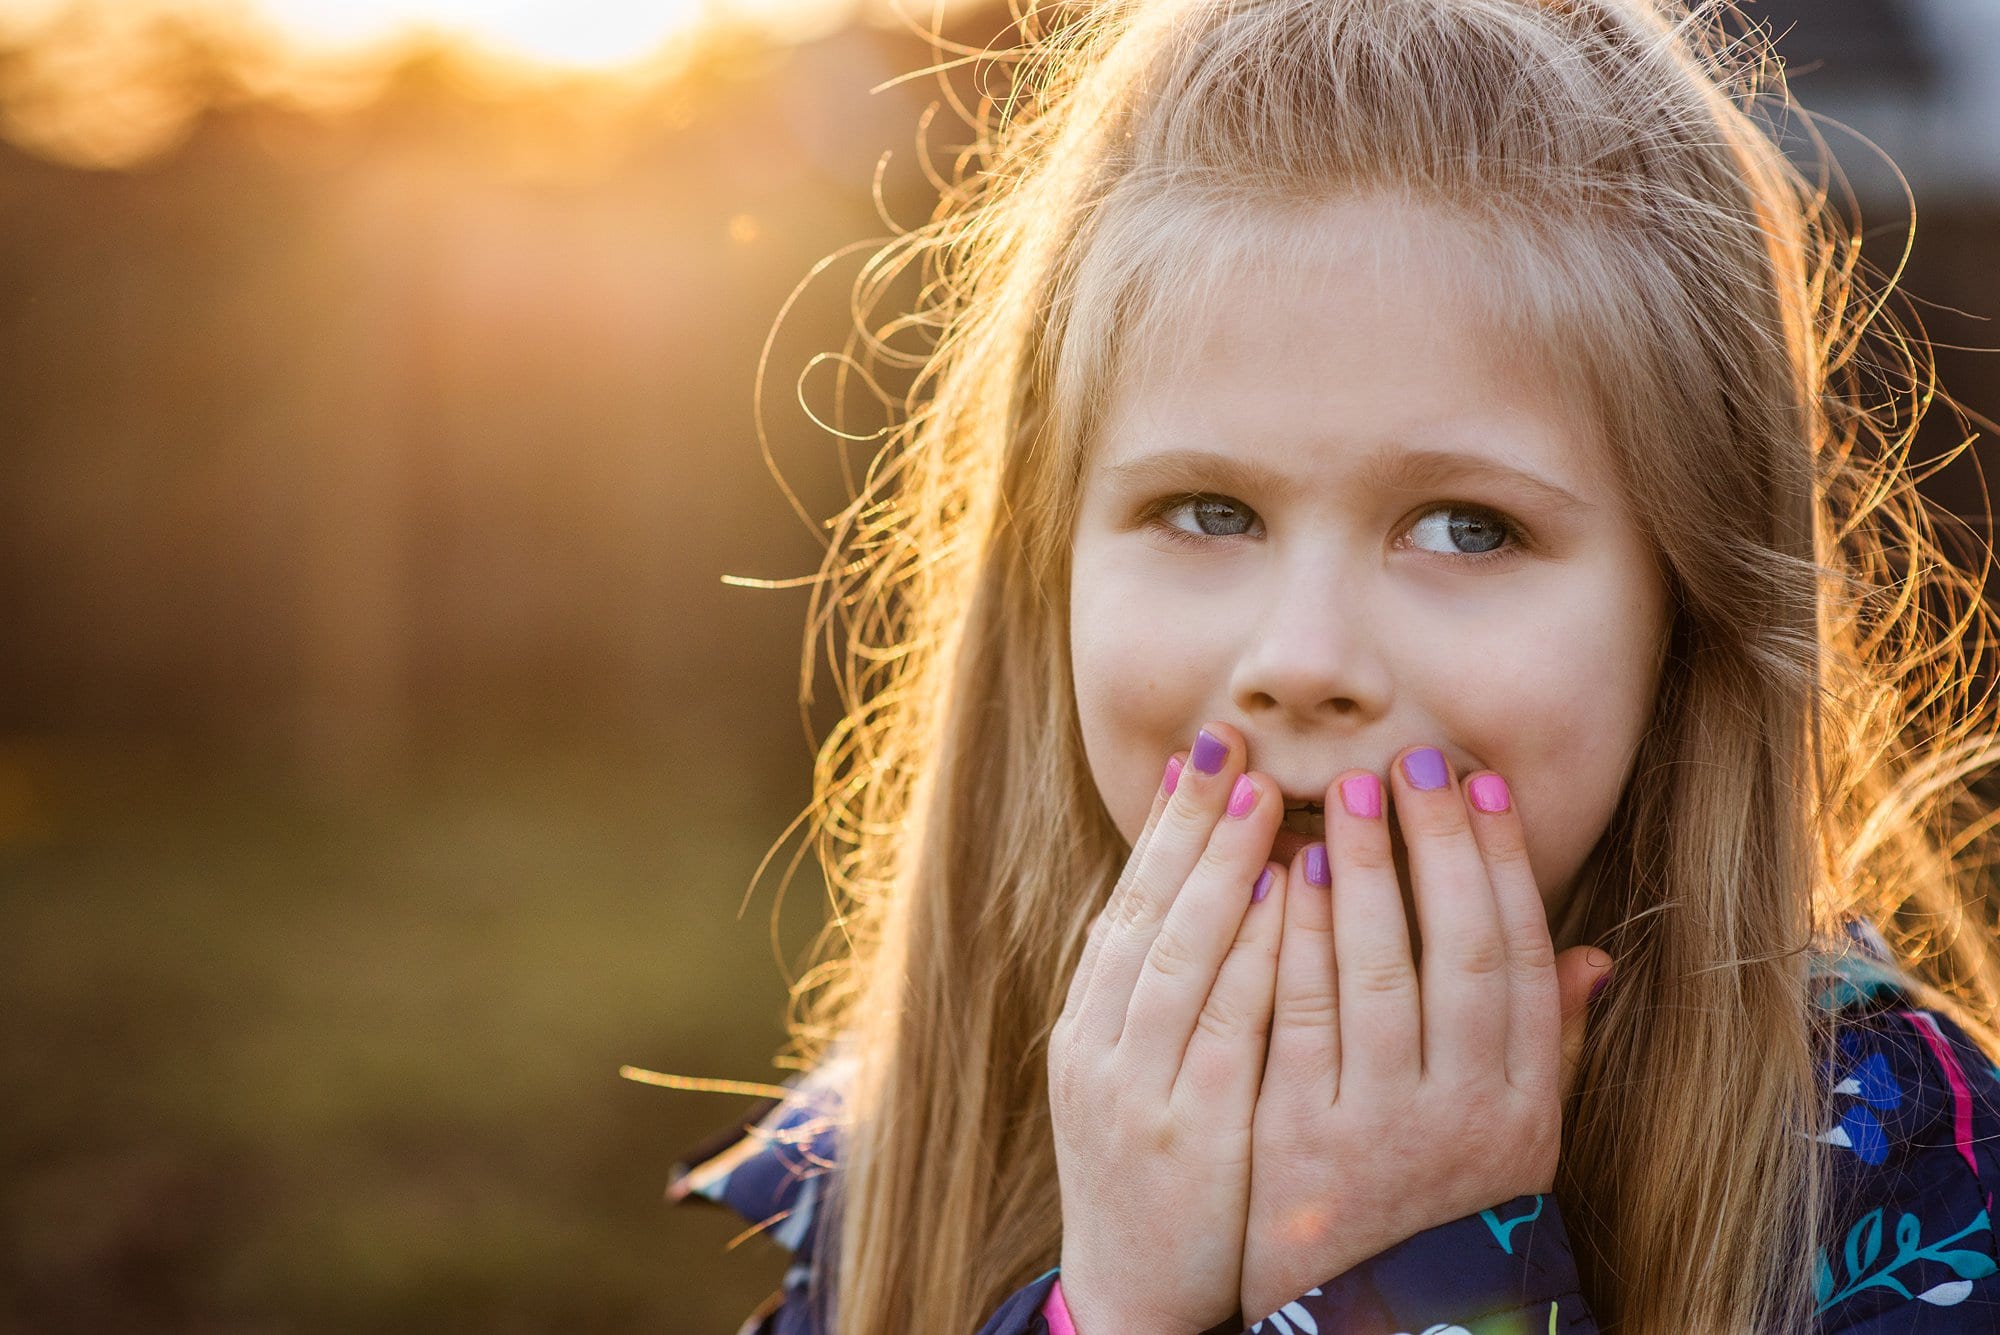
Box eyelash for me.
[1141,492,1528,566]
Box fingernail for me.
[1226,774,1258,818]
[1191,728,1228,776]
[1588,965,1615,1004]
[1339,773,1382,819]
[1467,774,1510,813]
[1252,867,1274,903]
[1402,747,1448,791]
[1304,843,1330,886]
[1163,754,1183,795]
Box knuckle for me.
[1275,981,1338,1029]
[1110,886,1161,935]
[1481,828,1533,871]
[1194,994,1253,1045]
[1343,955,1415,999]
[1160,791,1215,839]
[1342,833,1394,873]
[1506,927,1558,973]
[1143,924,1200,981]
[1452,933,1511,978]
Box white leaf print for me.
[1275,1303,1318,1333]
[1815,1125,1853,1148]
[1250,1287,1323,1333]
[1917,1280,1974,1306]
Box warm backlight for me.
[253,0,711,69]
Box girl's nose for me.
[1226,571,1392,724]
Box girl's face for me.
[1068,199,1671,927]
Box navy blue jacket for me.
[669,935,2000,1333]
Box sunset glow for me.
[0,0,870,168]
[252,0,713,69]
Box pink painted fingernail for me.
[1226,774,1258,818]
[1339,773,1382,819]
[1163,755,1184,795]
[1304,843,1330,886]
[1467,774,1511,813]
[1252,867,1274,903]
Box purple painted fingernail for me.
[1467,774,1510,813]
[1588,965,1614,1004]
[1163,755,1183,795]
[1191,728,1228,776]
[1304,843,1330,887]
[1252,867,1274,903]
[1402,747,1448,791]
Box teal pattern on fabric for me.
[1813,1208,1996,1313]
[1480,1194,1546,1256]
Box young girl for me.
[661,0,2000,1329]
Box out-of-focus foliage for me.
[0,6,1001,1328]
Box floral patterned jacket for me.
[667,928,2000,1333]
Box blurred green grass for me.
[0,737,824,1333]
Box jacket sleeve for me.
[969,1269,1065,1335]
[1223,999,2000,1334]
[1001,1198,1593,1335]
[1237,1192,1597,1334]
[1810,1004,2000,1331]
[666,1066,848,1335]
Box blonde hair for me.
[744,0,2000,1329]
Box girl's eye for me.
[1150,493,1260,542]
[1400,505,1520,560]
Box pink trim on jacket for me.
[1040,1278,1078,1335]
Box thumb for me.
[1554,946,1614,1103]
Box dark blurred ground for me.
[0,1,1995,1331]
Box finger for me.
[1264,838,1337,1111]
[1174,857,1286,1110]
[1392,745,1508,1079]
[1328,769,1421,1090]
[1073,723,1245,1052]
[1057,749,1184,1033]
[1126,767,1284,1081]
[1459,770,1560,1093]
[1555,947,1614,1103]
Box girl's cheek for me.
[1448,670,1617,877]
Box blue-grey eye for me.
[1407,507,1508,555]
[1173,496,1256,537]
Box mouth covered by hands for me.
[1047,721,1610,1334]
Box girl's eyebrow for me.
[1101,445,1593,515]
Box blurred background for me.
[0,0,1994,1331]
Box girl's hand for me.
[1048,722,1288,1335]
[1238,747,1613,1323]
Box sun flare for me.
[252,0,714,69]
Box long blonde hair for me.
[745,1,2000,1328]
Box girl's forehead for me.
[1094,197,1607,485]
[1111,194,1559,388]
